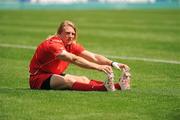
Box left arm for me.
[79,50,130,73]
[79,50,112,66]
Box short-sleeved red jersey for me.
[29,35,85,89]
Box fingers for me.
[98,63,130,76]
[119,64,131,78]
[123,71,131,77]
[99,65,113,75]
[119,64,130,72]
[104,66,113,75]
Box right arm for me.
[57,50,112,74]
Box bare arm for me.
[79,50,112,66]
[79,50,130,71]
[57,50,112,74]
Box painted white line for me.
[0,43,180,65]
[106,55,180,65]
[0,43,36,50]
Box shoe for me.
[104,73,116,91]
[119,71,131,91]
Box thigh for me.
[65,74,90,84]
[50,74,90,90]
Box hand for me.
[111,62,130,72]
[98,65,113,75]
[119,63,130,72]
[119,63,131,77]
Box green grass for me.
[0,9,180,120]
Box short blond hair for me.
[57,20,77,42]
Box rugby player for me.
[29,20,131,91]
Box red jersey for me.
[29,35,85,89]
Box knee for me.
[81,76,89,81]
[64,77,76,87]
[50,75,76,89]
[79,76,90,84]
[64,75,89,85]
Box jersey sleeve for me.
[48,41,65,57]
[71,43,85,55]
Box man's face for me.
[60,26,75,45]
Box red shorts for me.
[29,73,52,89]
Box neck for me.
[56,34,61,38]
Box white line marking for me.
[0,43,180,65]
[0,43,36,50]
[106,55,180,65]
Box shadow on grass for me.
[0,87,101,93]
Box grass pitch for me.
[0,9,180,120]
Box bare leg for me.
[49,74,91,90]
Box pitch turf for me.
[0,9,180,120]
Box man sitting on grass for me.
[29,20,131,91]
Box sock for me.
[90,80,121,90]
[71,82,106,91]
[114,83,121,90]
[89,80,104,85]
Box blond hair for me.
[57,20,77,42]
